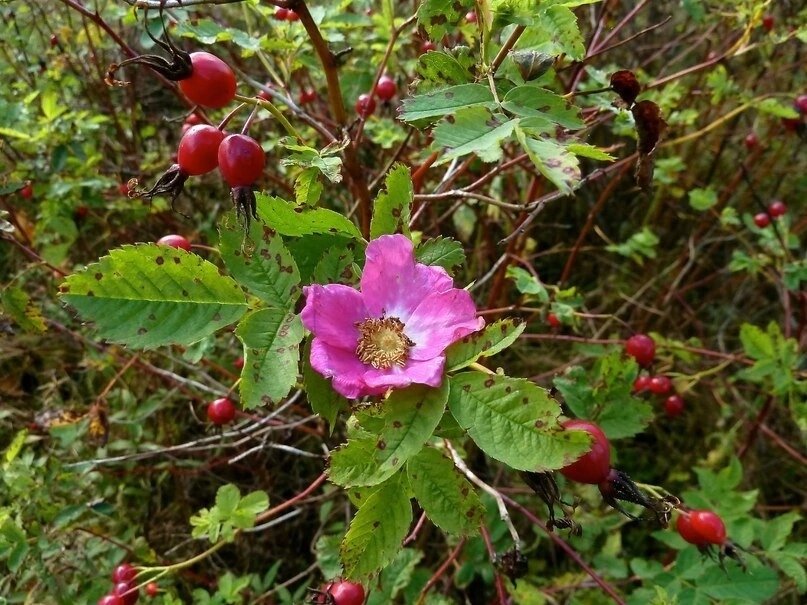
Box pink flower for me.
[301,234,484,399]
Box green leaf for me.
[1,286,46,333]
[501,86,583,130]
[257,195,362,239]
[433,108,516,165]
[216,484,241,516]
[365,549,424,605]
[370,164,413,239]
[219,213,301,309]
[237,490,270,517]
[399,84,496,124]
[566,142,616,161]
[444,318,525,371]
[417,51,474,86]
[295,167,324,207]
[688,187,717,211]
[60,244,247,349]
[540,5,586,60]
[417,0,474,41]
[739,323,774,360]
[755,98,800,119]
[553,352,653,439]
[280,139,346,183]
[303,340,348,430]
[329,383,449,487]
[312,246,359,286]
[606,227,660,263]
[236,309,303,409]
[407,446,484,536]
[506,266,549,302]
[415,237,466,273]
[768,551,806,593]
[698,562,778,601]
[447,372,590,471]
[341,474,413,581]
[516,128,581,195]
[2,430,27,468]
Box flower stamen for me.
[355,316,414,369]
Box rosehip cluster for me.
[625,333,684,417]
[753,199,787,229]
[98,563,140,605]
[273,7,300,22]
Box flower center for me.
[355,316,414,369]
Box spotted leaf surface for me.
[433,108,516,165]
[60,244,246,349]
[416,0,474,41]
[399,84,496,124]
[236,309,303,409]
[516,127,581,195]
[328,382,449,488]
[370,164,412,239]
[341,473,412,582]
[406,446,484,536]
[219,213,301,309]
[256,194,362,239]
[445,318,525,371]
[447,372,590,471]
[415,237,466,274]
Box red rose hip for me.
[753,212,771,228]
[768,200,787,217]
[178,52,237,109]
[664,394,684,417]
[355,93,376,118]
[177,125,224,176]
[375,75,397,101]
[112,563,137,584]
[207,398,236,425]
[559,419,611,484]
[689,509,727,545]
[217,134,266,187]
[648,375,672,395]
[625,333,655,367]
[157,234,192,251]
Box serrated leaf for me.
[399,84,496,124]
[445,318,525,371]
[755,98,800,119]
[60,244,247,349]
[370,164,413,238]
[541,5,585,60]
[433,108,516,165]
[329,383,448,487]
[237,490,269,517]
[516,128,581,195]
[303,340,348,430]
[415,237,465,273]
[366,549,423,605]
[447,372,590,471]
[312,246,358,286]
[1,287,46,333]
[407,446,484,536]
[501,86,583,130]
[506,266,549,301]
[768,552,806,593]
[417,51,474,86]
[341,474,412,582]
[236,309,303,409]
[295,167,323,206]
[257,195,362,239]
[219,213,301,309]
[566,143,616,161]
[698,563,778,601]
[739,323,774,359]
[417,0,474,41]
[280,140,345,183]
[216,484,241,515]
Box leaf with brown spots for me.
[235,308,303,409]
[341,473,412,582]
[406,446,484,536]
[370,164,413,239]
[416,0,474,41]
[516,127,581,195]
[59,244,247,349]
[330,382,448,488]
[447,372,590,471]
[219,212,301,309]
[444,318,525,371]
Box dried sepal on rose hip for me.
[105,10,236,109]
[610,70,641,106]
[495,546,529,586]
[521,470,580,534]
